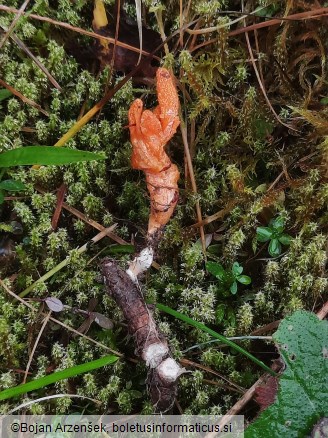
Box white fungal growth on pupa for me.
[126,247,154,283]
[156,358,186,383]
[143,343,169,368]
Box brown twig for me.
[190,8,328,53]
[112,0,121,69]
[0,278,123,358]
[202,378,243,394]
[0,0,30,50]
[0,78,49,116]
[205,360,281,438]
[180,119,207,257]
[251,320,281,336]
[51,184,67,231]
[23,311,51,384]
[35,186,161,270]
[316,301,328,320]
[0,5,159,60]
[0,25,62,92]
[180,358,245,394]
[244,29,292,130]
[229,8,328,37]
[191,200,237,228]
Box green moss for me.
[0,0,327,418]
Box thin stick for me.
[202,378,243,393]
[204,372,271,438]
[51,183,67,230]
[180,119,207,256]
[251,320,281,335]
[0,5,159,60]
[23,311,52,384]
[190,9,328,53]
[0,25,62,92]
[0,78,49,116]
[0,0,30,50]
[180,358,245,393]
[317,301,328,321]
[0,278,124,358]
[9,393,101,414]
[244,29,292,130]
[112,0,121,68]
[191,200,237,228]
[179,0,183,47]
[229,8,328,37]
[35,186,160,270]
[185,12,255,35]
[19,226,117,298]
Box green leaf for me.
[0,355,118,401]
[278,234,292,246]
[156,302,276,376]
[0,179,27,192]
[0,89,12,102]
[269,238,282,257]
[256,227,273,242]
[206,261,227,281]
[230,281,238,294]
[245,311,328,438]
[0,146,105,167]
[237,275,252,285]
[232,262,243,276]
[270,216,285,233]
[0,190,4,204]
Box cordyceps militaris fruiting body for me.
[128,67,180,236]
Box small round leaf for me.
[278,234,292,246]
[237,275,252,285]
[256,227,273,242]
[268,238,282,257]
[270,216,285,233]
[206,261,227,281]
[230,281,238,295]
[44,297,64,312]
[92,312,114,329]
[232,262,243,276]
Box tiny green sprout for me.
[206,261,251,295]
[256,216,292,257]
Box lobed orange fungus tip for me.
[128,68,180,235]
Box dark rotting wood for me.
[101,258,185,412]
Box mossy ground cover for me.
[0,0,327,423]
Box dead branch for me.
[101,258,185,412]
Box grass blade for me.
[0,146,105,167]
[0,355,118,401]
[156,303,277,376]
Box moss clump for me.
[0,0,327,417]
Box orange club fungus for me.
[128,67,180,236]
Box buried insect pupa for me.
[128,67,180,236]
